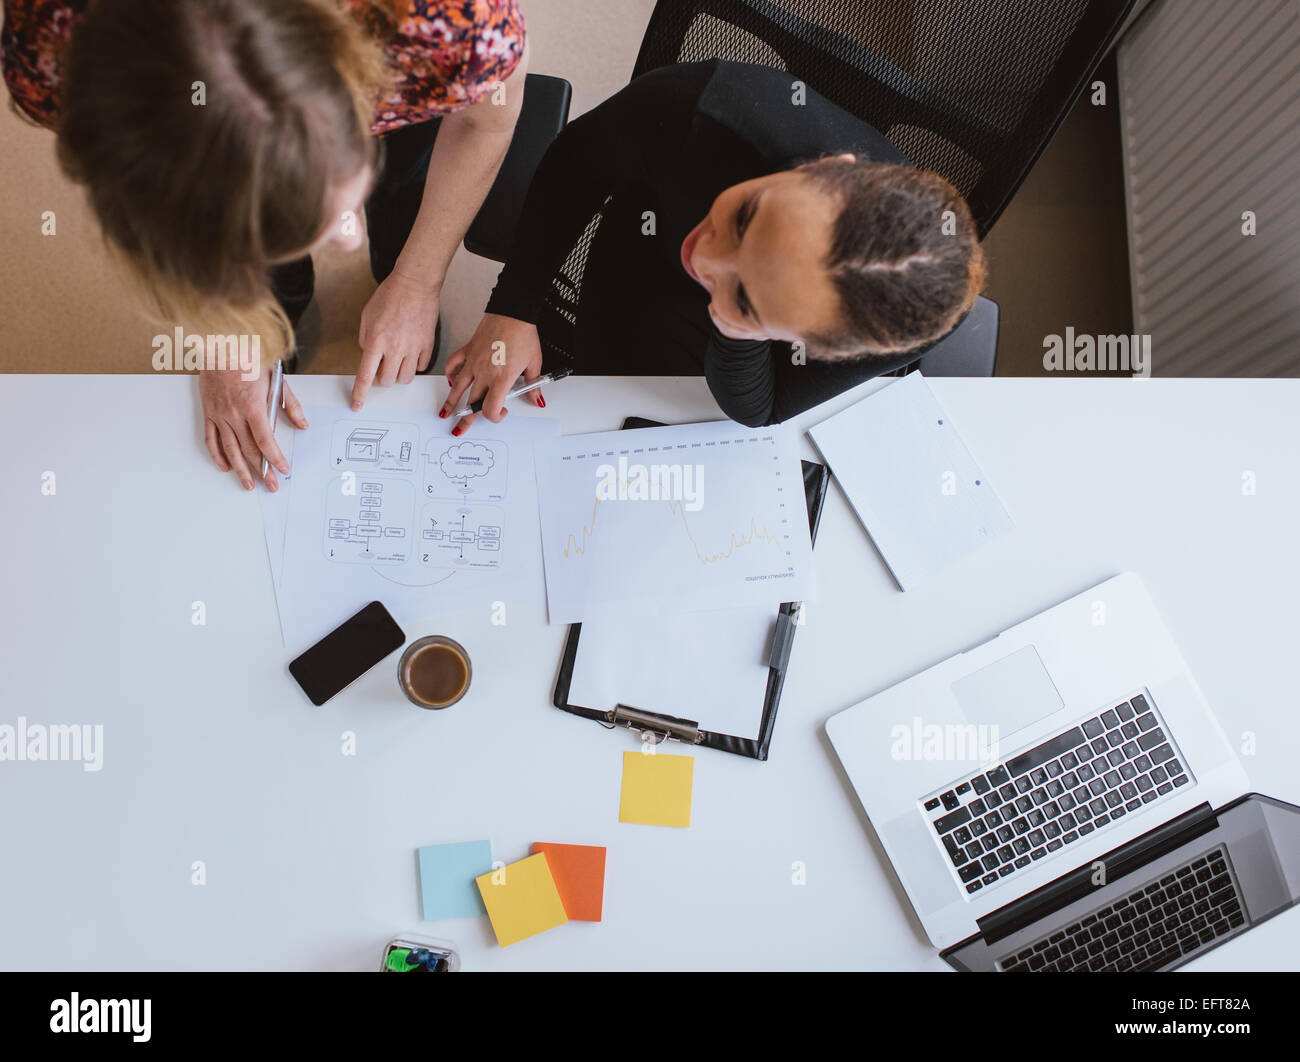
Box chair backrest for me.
[631,0,1137,238]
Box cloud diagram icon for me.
[440,442,495,481]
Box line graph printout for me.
[534,420,815,624]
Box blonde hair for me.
[57,0,394,365]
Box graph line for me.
[561,495,783,565]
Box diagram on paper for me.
[268,406,560,649]
[329,420,419,474]
[417,503,504,569]
[423,439,508,502]
[323,477,414,565]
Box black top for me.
[487,60,920,427]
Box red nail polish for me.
[536,394,546,408]
[439,409,448,419]
[452,427,462,437]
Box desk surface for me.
[1,374,1298,971]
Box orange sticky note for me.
[532,842,607,922]
[474,853,568,947]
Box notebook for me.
[808,372,1013,591]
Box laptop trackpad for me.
[952,645,1064,741]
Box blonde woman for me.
[3,0,528,490]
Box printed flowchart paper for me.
[261,406,559,648]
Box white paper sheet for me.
[262,406,559,648]
[808,373,1013,591]
[533,420,816,625]
[259,442,293,597]
[568,607,777,740]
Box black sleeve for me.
[485,62,717,324]
[704,333,776,427]
[706,333,906,427]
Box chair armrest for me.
[916,295,1000,377]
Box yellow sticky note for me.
[619,750,694,827]
[475,853,568,947]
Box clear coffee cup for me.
[398,636,472,709]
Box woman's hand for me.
[352,269,441,410]
[199,367,307,492]
[441,314,545,435]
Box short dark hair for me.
[800,157,986,359]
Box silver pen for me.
[261,359,285,479]
[451,368,571,418]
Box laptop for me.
[827,572,1300,969]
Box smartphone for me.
[288,601,406,706]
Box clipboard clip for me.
[607,704,703,746]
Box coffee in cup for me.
[398,636,471,709]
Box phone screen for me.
[288,601,406,706]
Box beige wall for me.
[0,0,656,374]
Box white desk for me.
[1,375,1298,971]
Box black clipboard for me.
[551,417,830,760]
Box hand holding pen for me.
[451,369,571,419]
[439,314,561,436]
[198,363,306,493]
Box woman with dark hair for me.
[2,0,527,490]
[444,60,986,433]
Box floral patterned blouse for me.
[2,0,526,136]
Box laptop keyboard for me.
[922,693,1193,898]
[999,847,1245,971]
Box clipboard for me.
[551,417,830,759]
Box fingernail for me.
[269,481,278,493]
[536,394,546,408]
[439,409,448,419]
[351,402,361,412]
[452,427,462,437]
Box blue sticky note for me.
[418,840,493,921]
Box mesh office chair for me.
[632,0,1137,239]
[631,0,1136,377]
